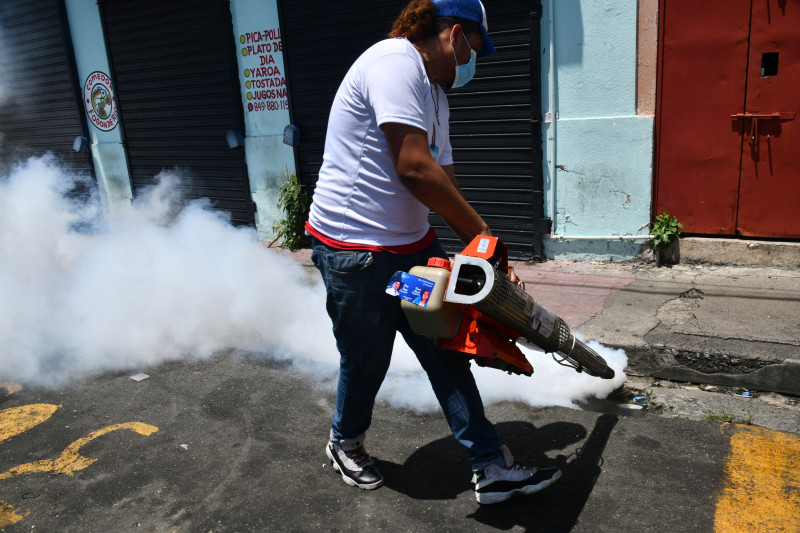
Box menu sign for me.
[239,28,288,113]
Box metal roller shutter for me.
[100,0,254,225]
[278,0,544,260]
[0,0,90,174]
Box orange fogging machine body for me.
[400,236,615,379]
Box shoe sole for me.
[325,444,384,490]
[476,469,562,504]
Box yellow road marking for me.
[0,404,60,443]
[0,422,158,479]
[715,424,800,533]
[0,499,30,528]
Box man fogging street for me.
[306,0,562,504]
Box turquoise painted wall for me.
[64,0,133,220]
[63,0,652,258]
[230,0,297,242]
[541,1,654,261]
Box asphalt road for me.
[1,352,798,532]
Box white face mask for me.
[451,33,477,89]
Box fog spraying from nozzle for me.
[0,155,627,410]
[383,336,627,413]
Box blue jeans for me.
[311,236,504,471]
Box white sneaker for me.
[325,440,384,490]
[473,445,562,504]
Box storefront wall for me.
[58,0,655,260]
[64,0,292,238]
[0,0,91,175]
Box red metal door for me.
[735,1,800,238]
[655,0,751,235]
[655,0,800,238]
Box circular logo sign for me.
[83,71,118,131]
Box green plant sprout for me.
[272,172,310,251]
[651,211,684,248]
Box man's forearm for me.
[383,123,490,238]
[439,164,480,244]
[398,166,490,238]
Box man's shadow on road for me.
[377,414,618,532]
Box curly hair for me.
[389,0,480,42]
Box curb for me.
[679,237,800,268]
[618,342,800,396]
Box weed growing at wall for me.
[651,211,684,248]
[273,172,310,251]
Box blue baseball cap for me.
[433,0,496,58]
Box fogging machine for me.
[397,236,614,379]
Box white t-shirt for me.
[308,38,452,247]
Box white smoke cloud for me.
[0,155,627,411]
[0,155,335,386]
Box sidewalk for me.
[280,242,800,396]
[511,260,800,396]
